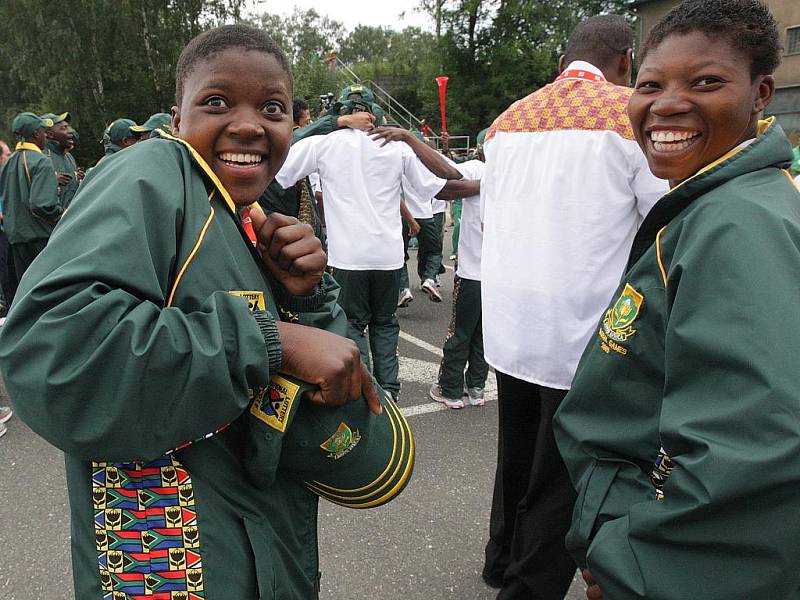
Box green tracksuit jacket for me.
[46,139,80,209]
[0,142,61,243]
[554,121,800,599]
[0,135,346,599]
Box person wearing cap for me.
[340,84,386,126]
[129,112,173,140]
[0,112,62,283]
[42,112,80,209]
[100,118,140,161]
[275,100,474,402]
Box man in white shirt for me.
[480,15,668,599]
[276,106,471,400]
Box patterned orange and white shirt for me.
[480,61,668,388]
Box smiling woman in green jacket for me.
[554,2,800,599]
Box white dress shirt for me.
[481,61,668,388]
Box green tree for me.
[0,0,244,166]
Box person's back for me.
[479,14,667,599]
[0,143,60,246]
[482,64,665,386]
[278,127,430,270]
[276,123,449,401]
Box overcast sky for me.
[250,0,433,32]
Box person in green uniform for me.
[0,112,61,283]
[41,111,80,209]
[129,112,173,139]
[0,25,413,600]
[100,117,141,160]
[553,2,800,599]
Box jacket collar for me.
[15,142,42,154]
[627,119,793,270]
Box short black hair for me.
[292,97,309,121]
[641,0,781,79]
[175,24,292,105]
[563,15,633,68]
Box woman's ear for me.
[753,74,775,114]
[171,106,181,135]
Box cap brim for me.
[303,396,414,509]
[245,374,415,508]
[129,125,152,133]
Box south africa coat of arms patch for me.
[598,283,643,355]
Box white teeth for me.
[653,140,693,152]
[219,152,262,164]
[650,130,700,146]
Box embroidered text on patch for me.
[599,283,644,355]
[229,290,266,312]
[249,375,300,433]
[320,423,362,460]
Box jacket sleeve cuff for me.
[272,283,326,313]
[253,310,282,374]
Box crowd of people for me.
[1,0,799,598]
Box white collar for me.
[560,60,605,80]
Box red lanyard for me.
[556,69,605,83]
[241,207,257,247]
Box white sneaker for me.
[397,288,414,308]
[465,387,485,406]
[421,279,442,303]
[0,406,12,423]
[429,383,464,409]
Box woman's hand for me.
[277,321,382,415]
[250,208,326,297]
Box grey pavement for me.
[0,234,586,600]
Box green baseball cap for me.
[104,118,139,143]
[12,112,53,139]
[41,112,70,125]
[340,84,375,104]
[130,113,173,134]
[245,373,415,509]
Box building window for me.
[788,26,800,55]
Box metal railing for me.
[333,58,473,154]
[334,58,437,135]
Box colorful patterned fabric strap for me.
[92,456,205,599]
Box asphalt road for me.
[0,236,586,600]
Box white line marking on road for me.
[399,330,443,357]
